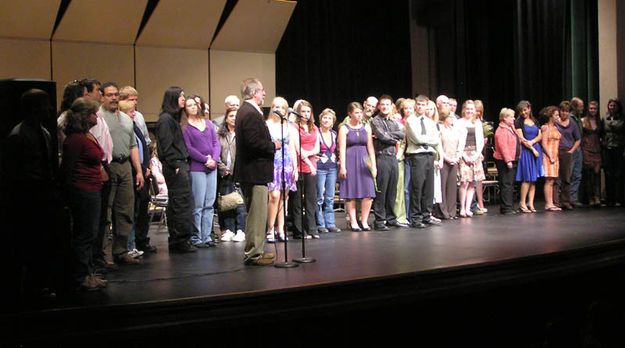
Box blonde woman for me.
[266,97,297,242]
[393,99,413,224]
[473,100,488,214]
[316,108,340,233]
[426,99,443,219]
[457,100,485,217]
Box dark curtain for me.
[276,0,412,120]
[276,0,598,124]
[569,0,599,102]
[514,0,598,110]
[429,0,599,122]
[513,0,571,110]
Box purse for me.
[218,189,244,211]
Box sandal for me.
[519,206,531,213]
[545,206,562,211]
[528,206,537,213]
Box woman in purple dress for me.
[338,102,376,231]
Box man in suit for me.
[234,78,279,266]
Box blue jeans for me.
[316,167,337,229]
[571,147,582,202]
[404,158,411,222]
[190,170,217,244]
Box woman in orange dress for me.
[541,106,562,211]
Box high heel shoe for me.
[350,225,362,232]
[277,231,288,242]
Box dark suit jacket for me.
[234,101,275,185]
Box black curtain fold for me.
[276,0,598,123]
[276,0,412,119]
[513,0,570,110]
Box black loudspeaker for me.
[0,78,58,194]
[0,79,61,311]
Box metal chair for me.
[147,175,168,232]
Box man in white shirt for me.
[405,95,441,228]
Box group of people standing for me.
[48,79,250,290]
[7,74,623,294]
[494,98,624,215]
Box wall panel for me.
[209,50,275,116]
[52,41,134,108]
[135,46,209,122]
[0,38,51,79]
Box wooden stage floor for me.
[65,205,625,308]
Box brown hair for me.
[295,100,316,131]
[64,97,99,135]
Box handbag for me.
[218,189,244,211]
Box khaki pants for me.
[241,184,268,263]
[107,161,134,257]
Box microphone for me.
[288,107,304,118]
[272,108,287,120]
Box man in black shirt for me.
[370,95,405,230]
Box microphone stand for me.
[274,112,298,268]
[292,113,315,264]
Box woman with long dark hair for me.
[581,101,602,206]
[217,108,247,242]
[515,100,543,213]
[601,99,625,206]
[57,80,87,154]
[155,87,196,253]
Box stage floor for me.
[59,204,625,309]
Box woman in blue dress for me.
[266,97,297,242]
[515,100,543,213]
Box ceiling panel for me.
[0,0,61,39]
[53,0,147,44]
[211,0,296,53]
[136,0,226,49]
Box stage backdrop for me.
[276,0,599,125]
[276,0,412,120]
